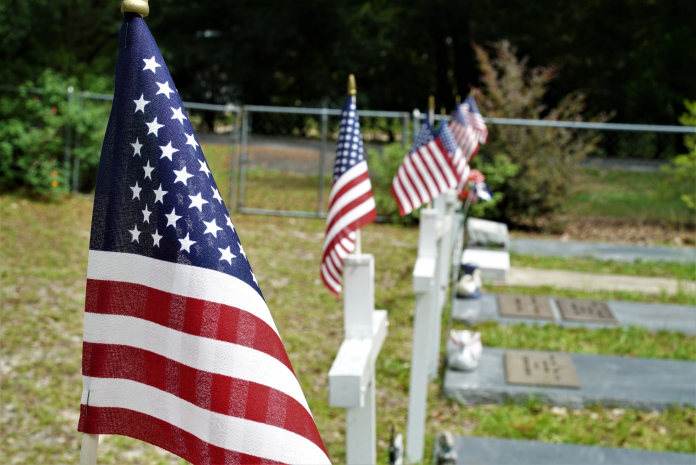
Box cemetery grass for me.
[2,146,695,464]
[511,253,696,282]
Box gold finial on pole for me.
[347,74,357,96]
[122,0,149,17]
[428,95,435,125]
[455,94,461,105]
[440,107,446,116]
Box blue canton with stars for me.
[435,123,459,154]
[410,121,435,153]
[334,96,366,183]
[89,14,260,297]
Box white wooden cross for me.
[328,254,389,465]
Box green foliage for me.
[474,41,608,226]
[0,70,110,197]
[659,100,696,213]
[366,142,419,224]
[468,153,519,219]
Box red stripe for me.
[401,158,427,206]
[321,197,376,264]
[78,405,289,465]
[85,279,293,373]
[327,170,370,213]
[391,182,408,216]
[325,183,375,234]
[434,138,459,178]
[412,149,440,198]
[82,342,326,453]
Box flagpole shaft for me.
[79,433,99,465]
[355,229,361,255]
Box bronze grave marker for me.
[556,299,617,323]
[504,351,581,388]
[498,295,554,319]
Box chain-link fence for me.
[2,85,695,216]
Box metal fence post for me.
[228,109,242,212]
[317,105,329,215]
[237,108,250,209]
[401,112,410,148]
[64,85,74,191]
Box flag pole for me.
[348,74,362,255]
[455,94,461,105]
[78,2,149,464]
[426,96,435,209]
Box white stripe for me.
[324,254,341,283]
[327,162,367,207]
[397,164,420,208]
[391,176,412,215]
[87,251,278,335]
[410,151,438,198]
[340,237,355,254]
[83,312,310,415]
[321,263,341,293]
[417,146,447,194]
[80,377,329,464]
[427,142,457,188]
[326,176,372,226]
[321,197,376,253]
[403,156,429,202]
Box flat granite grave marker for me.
[435,435,696,465]
[443,347,696,410]
[504,351,580,388]
[498,295,554,319]
[557,298,617,323]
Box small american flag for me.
[449,95,488,163]
[320,96,377,295]
[78,14,330,464]
[391,121,461,216]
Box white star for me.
[165,207,181,228]
[143,160,154,180]
[146,117,164,136]
[238,242,247,260]
[143,56,161,74]
[142,204,152,223]
[156,81,175,99]
[171,107,187,125]
[128,224,141,243]
[189,192,209,212]
[179,233,196,253]
[198,159,211,177]
[184,133,199,150]
[225,215,235,232]
[203,218,222,237]
[159,141,179,161]
[173,166,194,186]
[134,94,150,113]
[153,184,167,204]
[152,229,163,247]
[131,138,143,157]
[218,246,236,265]
[251,270,258,285]
[130,181,142,200]
[211,186,223,203]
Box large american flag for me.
[320,96,376,295]
[449,95,488,163]
[390,121,462,216]
[78,14,330,464]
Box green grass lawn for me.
[564,168,692,225]
[511,253,696,282]
[2,146,695,464]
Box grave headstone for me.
[443,347,696,410]
[466,218,509,250]
[504,351,580,388]
[557,299,617,323]
[435,435,696,465]
[498,295,554,319]
[461,249,510,281]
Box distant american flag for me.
[449,95,488,163]
[391,121,461,216]
[320,96,376,295]
[78,14,330,464]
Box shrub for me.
[660,100,696,215]
[468,153,519,220]
[473,41,609,227]
[0,70,110,198]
